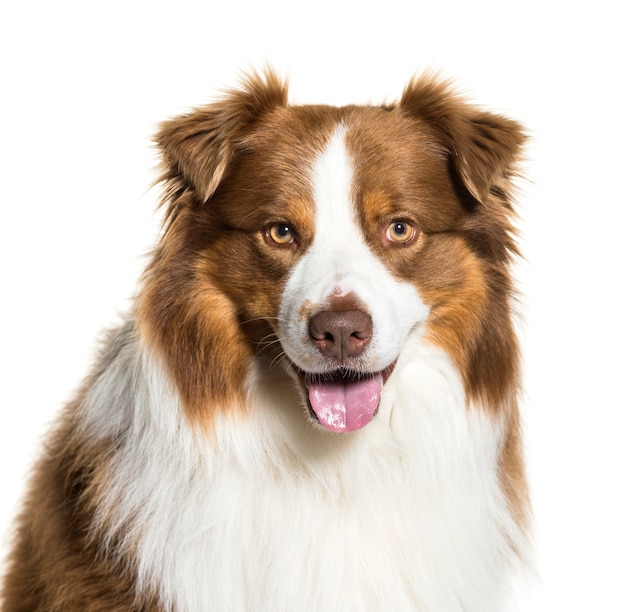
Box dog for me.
[2,69,530,611]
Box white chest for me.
[85,339,526,611]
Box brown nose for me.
[309,310,373,362]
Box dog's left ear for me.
[400,76,526,204]
[157,70,288,203]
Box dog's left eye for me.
[385,221,417,244]
[267,223,296,246]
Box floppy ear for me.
[400,76,526,204]
[156,70,288,203]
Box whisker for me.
[254,332,283,356]
[239,315,290,326]
[269,352,289,371]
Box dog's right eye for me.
[267,223,296,246]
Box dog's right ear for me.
[156,70,288,203]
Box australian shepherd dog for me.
[2,70,530,611]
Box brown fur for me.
[2,70,528,607]
[2,328,161,610]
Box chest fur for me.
[85,336,524,611]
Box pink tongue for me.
[308,373,383,433]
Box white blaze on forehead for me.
[307,124,376,294]
[311,125,358,267]
[278,125,429,372]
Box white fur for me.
[82,327,525,611]
[278,127,429,374]
[79,127,527,611]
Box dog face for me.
[273,123,432,432]
[141,71,524,432]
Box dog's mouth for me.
[294,363,396,433]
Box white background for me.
[1,1,624,610]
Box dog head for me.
[140,70,525,432]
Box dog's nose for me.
[309,310,373,362]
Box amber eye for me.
[385,220,416,244]
[267,223,295,245]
